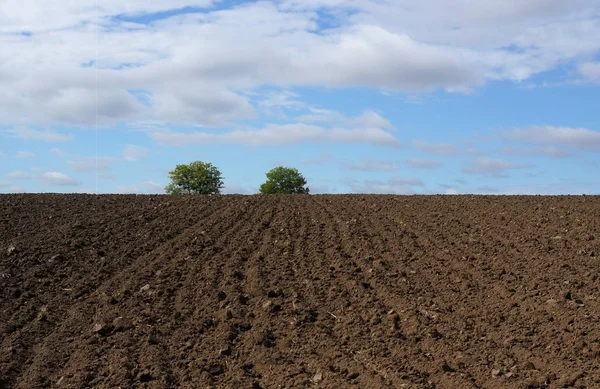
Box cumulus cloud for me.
[463,157,532,176]
[152,87,256,126]
[4,127,72,142]
[501,126,600,151]
[122,144,150,161]
[1,0,598,130]
[405,159,442,169]
[0,181,10,188]
[343,176,424,194]
[40,172,80,186]
[0,0,215,32]
[413,141,459,156]
[7,170,31,179]
[47,88,146,126]
[343,158,399,171]
[282,0,600,82]
[151,124,401,147]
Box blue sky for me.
[1,0,599,194]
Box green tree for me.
[165,161,224,194]
[259,166,309,194]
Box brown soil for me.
[1,194,600,389]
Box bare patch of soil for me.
[1,194,600,388]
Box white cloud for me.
[413,141,459,156]
[343,158,398,171]
[354,111,396,130]
[1,0,598,130]
[4,127,72,142]
[445,189,458,195]
[501,126,600,152]
[298,109,396,131]
[0,181,11,187]
[122,144,150,161]
[40,171,80,186]
[151,124,401,147]
[45,88,145,126]
[343,176,424,194]
[405,159,442,169]
[282,0,600,82]
[7,170,31,179]
[257,90,306,116]
[0,0,215,32]
[578,62,600,80]
[15,151,35,158]
[128,120,171,133]
[463,157,532,176]
[0,152,5,157]
[152,86,256,127]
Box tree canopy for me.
[165,161,224,194]
[259,166,309,194]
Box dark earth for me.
[1,194,600,388]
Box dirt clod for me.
[91,323,113,336]
[207,364,225,376]
[312,372,323,383]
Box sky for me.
[1,0,599,195]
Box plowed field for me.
[1,194,600,389]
